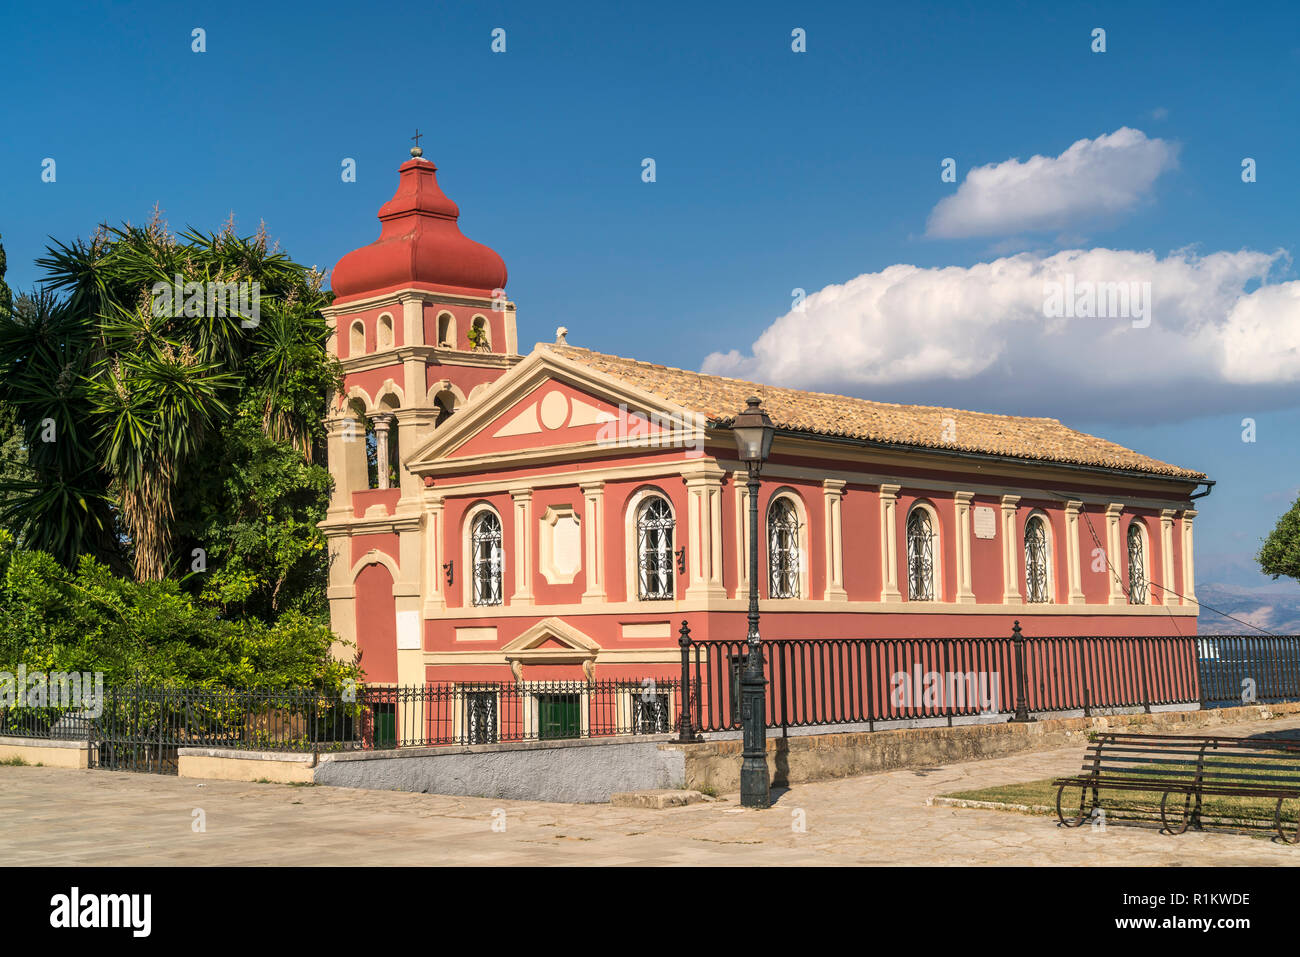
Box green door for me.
[372,703,397,749]
[537,693,581,740]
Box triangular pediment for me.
[500,617,602,655]
[408,345,704,471]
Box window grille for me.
[471,512,503,606]
[637,497,675,600]
[768,497,801,598]
[1025,516,1050,603]
[1127,524,1148,604]
[906,508,935,601]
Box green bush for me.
[0,531,357,691]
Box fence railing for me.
[5,628,1300,773]
[673,622,1298,740]
[1197,635,1300,706]
[0,679,682,773]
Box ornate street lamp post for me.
[732,396,775,808]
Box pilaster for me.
[580,480,606,604]
[998,495,1022,604]
[1064,500,1086,604]
[823,480,848,602]
[879,484,902,602]
[953,491,976,603]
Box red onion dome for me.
[332,152,507,301]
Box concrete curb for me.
[929,795,1054,815]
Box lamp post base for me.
[740,758,770,808]
[738,663,770,808]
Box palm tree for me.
[0,289,118,567]
[0,214,339,580]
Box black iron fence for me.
[672,623,1300,739]
[0,705,95,741]
[0,678,681,774]
[4,627,1300,775]
[1197,635,1300,707]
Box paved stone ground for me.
[3,715,1300,865]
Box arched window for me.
[349,320,365,357]
[768,497,801,599]
[437,312,455,348]
[1024,515,1050,603]
[1127,523,1148,604]
[377,314,394,349]
[906,507,936,601]
[433,391,456,427]
[470,512,503,606]
[364,417,379,489]
[636,496,675,600]
[469,316,490,351]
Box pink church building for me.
[319,148,1209,692]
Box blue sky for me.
[3,0,1298,599]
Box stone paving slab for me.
[2,715,1300,866]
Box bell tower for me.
[322,145,522,521]
[320,147,523,676]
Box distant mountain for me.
[1194,582,1300,636]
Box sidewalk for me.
[3,715,1299,866]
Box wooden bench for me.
[1054,732,1300,842]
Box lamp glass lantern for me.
[732,396,775,465]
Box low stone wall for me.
[178,748,316,784]
[169,701,1300,801]
[668,701,1300,794]
[0,736,89,769]
[177,735,687,803]
[313,735,685,803]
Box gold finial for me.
[410,128,424,158]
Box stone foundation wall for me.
[0,736,89,769]
[666,701,1300,794]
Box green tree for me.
[0,214,340,582]
[0,237,47,536]
[0,531,356,690]
[1259,495,1300,585]
[175,407,334,622]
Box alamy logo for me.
[890,666,1001,713]
[49,887,151,937]
[594,404,706,458]
[0,666,104,716]
[1042,275,1151,328]
[151,274,261,327]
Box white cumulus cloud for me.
[927,128,1179,239]
[701,247,1300,422]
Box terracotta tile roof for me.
[547,344,1206,481]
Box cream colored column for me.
[733,475,750,600]
[325,531,355,662]
[879,484,902,602]
[580,480,606,604]
[1064,500,1086,604]
[1181,509,1198,605]
[325,415,360,521]
[683,467,728,601]
[393,408,437,513]
[423,493,445,614]
[1000,494,1022,604]
[710,480,724,596]
[1105,503,1126,605]
[401,295,424,347]
[509,488,534,606]
[953,491,976,604]
[371,414,395,490]
[1159,509,1178,606]
[822,480,848,601]
[395,485,427,720]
